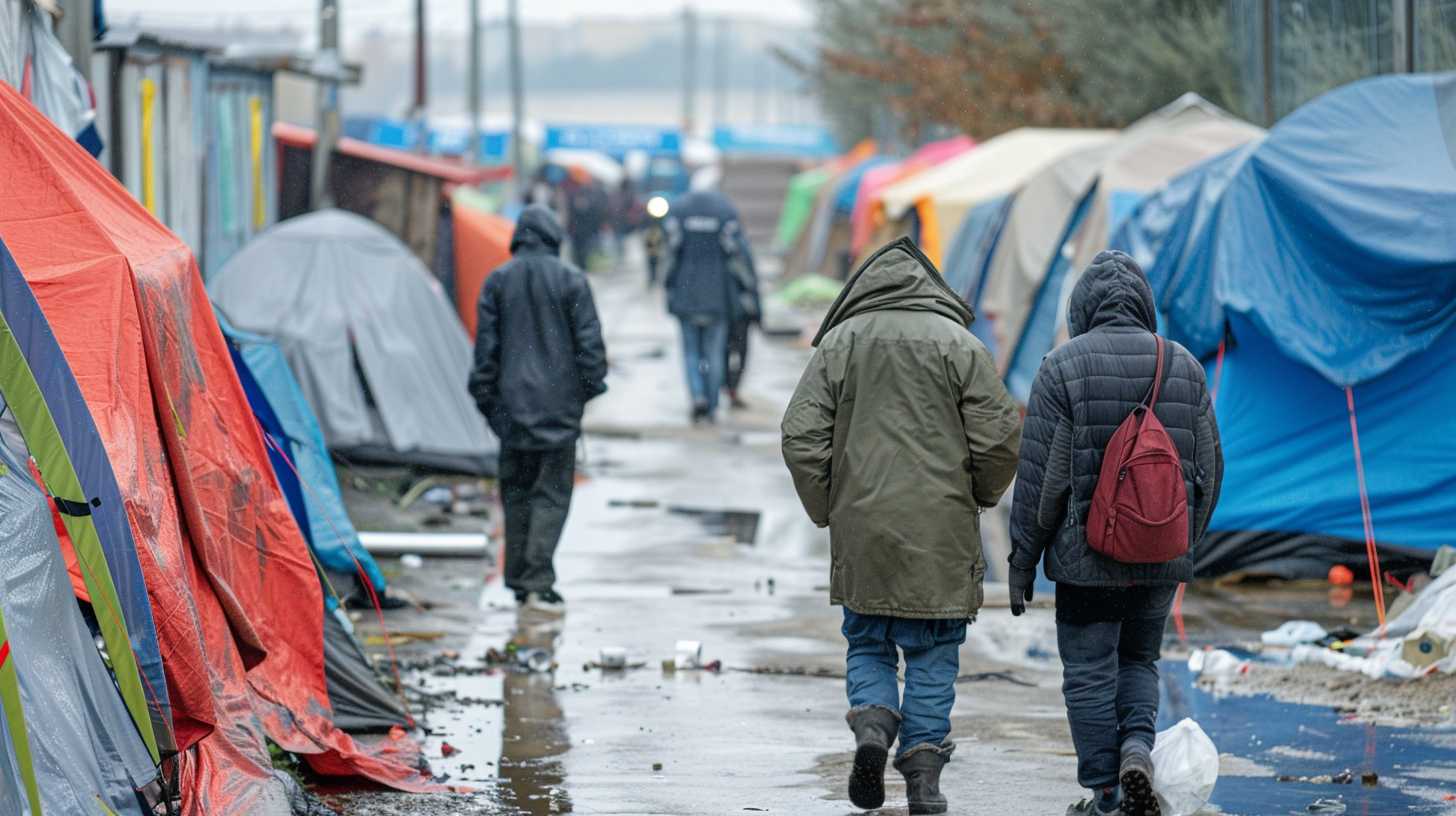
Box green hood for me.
[812,237,973,347]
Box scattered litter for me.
[607,498,660,509]
[598,647,628,670]
[400,554,425,569]
[1433,546,1456,578]
[1189,648,1250,679]
[1152,718,1219,816]
[421,486,453,506]
[515,648,555,673]
[652,762,663,772]
[440,742,459,758]
[1293,564,1456,678]
[363,630,445,646]
[675,640,703,669]
[1262,621,1329,646]
[1304,797,1346,814]
[1360,771,1378,787]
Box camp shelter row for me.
[772,73,1456,583]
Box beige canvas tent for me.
[981,95,1255,371]
[875,128,1116,256]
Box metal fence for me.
[1231,0,1456,123]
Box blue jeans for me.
[1056,585,1176,788]
[842,609,966,755]
[679,318,728,414]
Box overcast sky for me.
[104,0,813,29]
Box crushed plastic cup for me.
[598,646,628,669]
[1151,718,1219,816]
[674,640,703,669]
[1261,620,1328,647]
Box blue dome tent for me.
[1111,72,1456,579]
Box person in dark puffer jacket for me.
[1008,251,1222,816]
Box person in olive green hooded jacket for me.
[782,237,1022,815]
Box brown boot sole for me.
[848,743,887,809]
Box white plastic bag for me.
[1151,718,1219,816]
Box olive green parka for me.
[781,238,1022,620]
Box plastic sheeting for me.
[221,319,387,593]
[0,84,436,815]
[0,240,172,756]
[0,2,101,152]
[940,194,1014,360]
[774,166,832,251]
[211,209,499,475]
[1123,74,1456,386]
[0,440,154,815]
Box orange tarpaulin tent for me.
[0,83,436,814]
[452,198,515,336]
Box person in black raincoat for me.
[469,205,608,612]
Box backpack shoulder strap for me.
[1148,335,1167,409]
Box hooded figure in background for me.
[469,205,608,613]
[662,169,757,423]
[1009,250,1222,816]
[782,237,1021,815]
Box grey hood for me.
[511,204,564,254]
[813,237,973,346]
[1068,249,1158,338]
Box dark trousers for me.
[724,319,750,394]
[499,446,576,595]
[1056,585,1176,789]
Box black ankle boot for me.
[845,705,900,809]
[895,740,954,814]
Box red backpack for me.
[1086,336,1189,564]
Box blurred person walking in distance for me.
[469,205,608,614]
[782,237,1021,814]
[662,169,755,424]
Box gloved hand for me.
[1008,565,1036,616]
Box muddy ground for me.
[320,257,1456,815]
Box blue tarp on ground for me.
[218,316,387,593]
[1110,73,1456,575]
[0,240,172,740]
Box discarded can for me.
[515,648,553,673]
[599,646,628,669]
[674,640,703,669]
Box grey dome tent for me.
[210,209,498,474]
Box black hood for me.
[511,205,564,254]
[1068,250,1158,338]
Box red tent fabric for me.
[0,84,436,812]
[452,202,515,336]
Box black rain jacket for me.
[469,206,608,450]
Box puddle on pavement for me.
[1160,662,1456,814]
[666,506,761,545]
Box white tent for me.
[210,209,499,474]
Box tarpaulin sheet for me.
[210,209,498,475]
[0,439,153,815]
[1194,315,1456,571]
[0,84,436,814]
[0,240,172,755]
[1130,73,1456,386]
[774,166,832,251]
[452,196,515,336]
[220,318,388,594]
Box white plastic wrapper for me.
[1151,718,1219,816]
